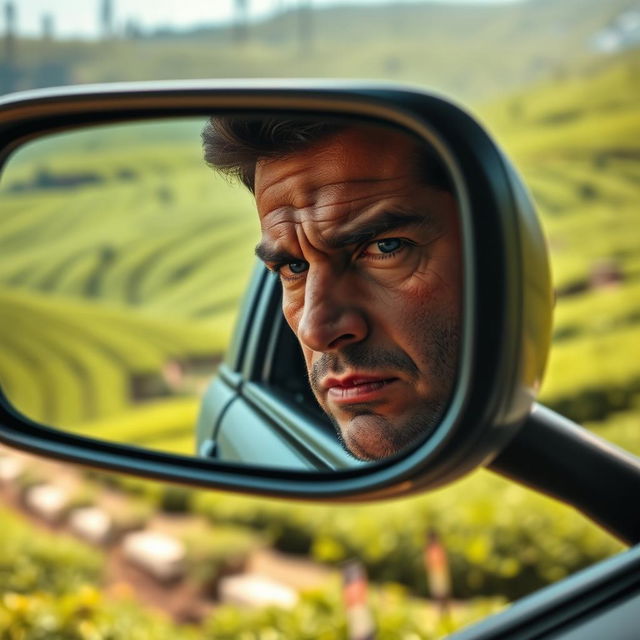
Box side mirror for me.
[0,81,553,499]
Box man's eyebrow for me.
[327,210,430,249]
[254,243,299,265]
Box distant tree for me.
[124,18,142,40]
[100,0,114,39]
[41,13,54,41]
[233,0,249,44]
[2,1,17,92]
[4,1,15,54]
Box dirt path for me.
[0,447,334,624]
[104,546,215,624]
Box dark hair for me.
[202,116,453,193]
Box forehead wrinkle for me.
[308,180,430,235]
[313,173,411,202]
[256,147,345,211]
[259,179,408,231]
[312,187,412,214]
[260,213,303,239]
[259,166,414,216]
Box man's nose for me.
[296,269,368,352]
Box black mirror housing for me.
[0,81,553,500]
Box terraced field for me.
[0,119,260,452]
[482,54,640,421]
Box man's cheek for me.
[383,274,435,310]
[400,257,458,301]
[282,297,302,333]
[301,348,315,375]
[366,256,422,290]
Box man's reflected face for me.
[255,127,461,460]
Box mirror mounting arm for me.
[489,404,640,546]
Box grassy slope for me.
[0,120,259,439]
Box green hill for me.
[479,52,640,420]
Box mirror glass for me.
[0,115,461,470]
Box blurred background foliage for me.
[1,0,639,637]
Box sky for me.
[9,0,523,39]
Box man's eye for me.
[362,238,408,257]
[359,237,414,263]
[374,238,403,254]
[275,260,309,280]
[287,261,309,274]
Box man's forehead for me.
[254,125,418,218]
[258,179,416,234]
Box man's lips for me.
[324,375,398,403]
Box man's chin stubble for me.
[327,405,445,461]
